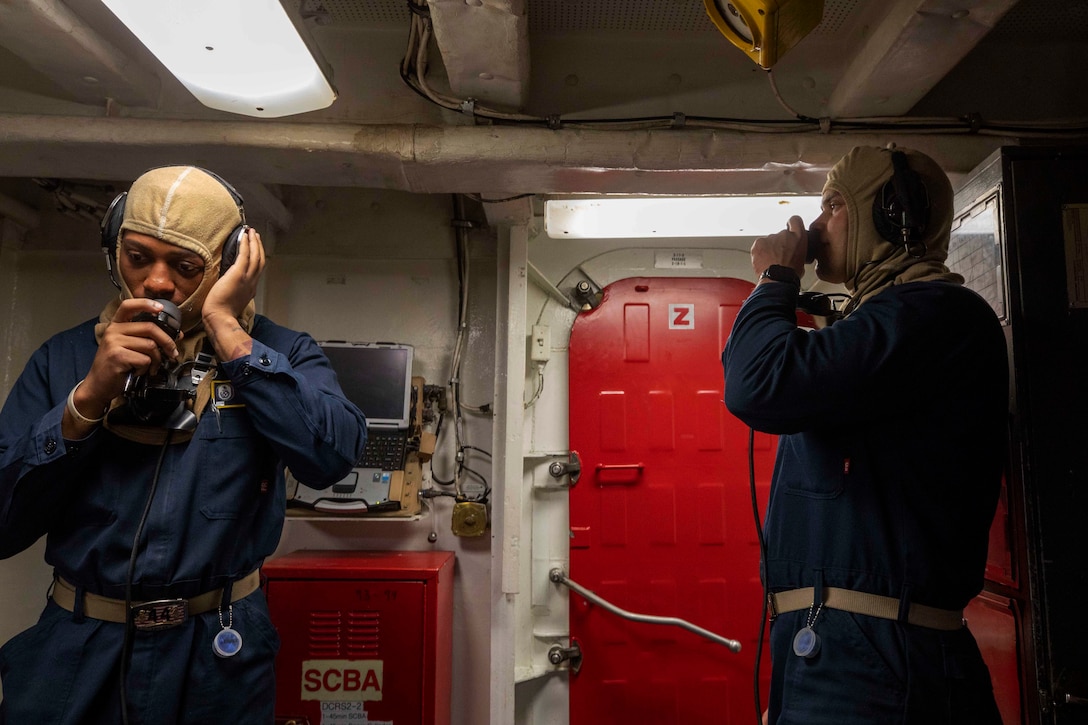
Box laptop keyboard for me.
[359,428,408,471]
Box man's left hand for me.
[202,227,265,361]
[204,227,265,321]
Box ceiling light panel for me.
[102,0,336,118]
[545,196,823,239]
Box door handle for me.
[594,462,644,484]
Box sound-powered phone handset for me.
[124,299,182,394]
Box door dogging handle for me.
[549,569,742,653]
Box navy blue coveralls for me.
[0,314,366,724]
[723,280,1007,724]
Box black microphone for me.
[797,232,844,323]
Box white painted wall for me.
[0,247,112,699]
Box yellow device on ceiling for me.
[703,0,824,69]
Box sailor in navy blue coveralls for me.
[0,167,366,724]
[723,146,1007,724]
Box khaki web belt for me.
[769,586,965,631]
[52,570,260,631]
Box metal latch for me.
[548,451,581,486]
[548,640,583,674]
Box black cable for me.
[397,49,1088,138]
[748,427,769,725]
[426,196,493,501]
[458,464,488,487]
[119,431,173,725]
[471,112,815,129]
[463,192,536,204]
[404,0,429,17]
[428,413,456,486]
[428,442,490,491]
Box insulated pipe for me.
[0,114,1010,196]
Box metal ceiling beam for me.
[426,0,530,110]
[0,0,160,108]
[828,0,1020,118]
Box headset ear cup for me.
[100,192,127,289]
[872,182,902,244]
[871,152,931,245]
[219,225,246,275]
[101,192,126,253]
[198,167,246,276]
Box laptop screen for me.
[319,342,413,428]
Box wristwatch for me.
[759,264,801,288]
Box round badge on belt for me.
[213,627,243,658]
[214,602,243,658]
[792,626,820,658]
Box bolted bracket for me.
[548,639,583,674]
[547,451,581,487]
[571,280,602,311]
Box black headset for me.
[100,167,247,290]
[871,149,930,257]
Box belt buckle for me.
[130,598,189,631]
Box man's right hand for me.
[75,298,182,418]
[751,215,809,282]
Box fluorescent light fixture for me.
[545,196,823,239]
[102,0,336,118]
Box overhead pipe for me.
[0,114,1011,196]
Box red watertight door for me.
[568,276,773,725]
